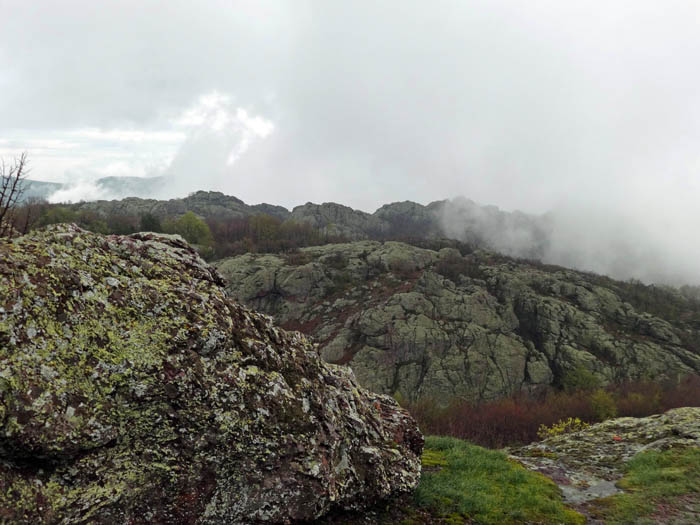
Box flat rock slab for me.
[510,407,700,504]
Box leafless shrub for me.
[0,153,29,239]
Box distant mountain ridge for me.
[63,188,549,256]
[16,172,544,248]
[21,181,692,285]
[4,177,62,200]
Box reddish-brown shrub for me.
[661,374,700,409]
[402,374,700,449]
[404,391,593,448]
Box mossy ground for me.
[317,436,584,524]
[412,436,585,524]
[320,437,699,524]
[586,447,700,524]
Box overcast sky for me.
[2,1,700,283]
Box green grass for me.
[413,436,585,524]
[591,447,700,524]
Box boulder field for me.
[0,225,422,524]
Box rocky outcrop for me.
[289,202,386,240]
[373,201,445,239]
[510,407,700,504]
[0,225,422,524]
[216,242,700,403]
[288,201,445,240]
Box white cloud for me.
[67,128,187,143]
[1,91,276,202]
[155,91,276,197]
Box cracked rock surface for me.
[0,225,422,524]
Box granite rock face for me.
[0,225,422,524]
[216,242,700,403]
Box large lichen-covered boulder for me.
[0,225,423,524]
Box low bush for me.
[537,417,590,440]
[660,373,700,409]
[404,391,593,448]
[561,365,601,394]
[589,388,617,421]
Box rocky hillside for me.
[0,225,422,524]
[287,200,446,240]
[216,241,700,403]
[67,191,448,239]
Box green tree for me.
[76,210,108,234]
[105,213,138,235]
[167,211,213,246]
[41,206,78,226]
[562,365,601,394]
[248,214,280,242]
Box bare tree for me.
[0,153,28,238]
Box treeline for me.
[605,277,700,325]
[6,200,347,260]
[403,373,700,449]
[206,214,347,259]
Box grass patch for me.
[591,447,700,524]
[414,436,584,524]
